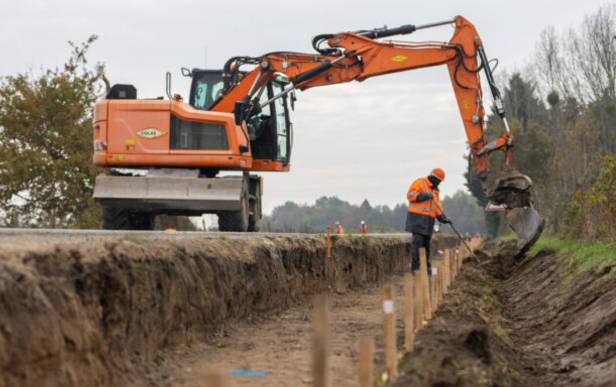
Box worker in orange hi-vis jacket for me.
[334,221,344,235]
[405,168,451,276]
[359,221,368,234]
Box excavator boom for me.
[211,16,542,253]
[93,16,543,253]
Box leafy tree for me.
[503,73,549,128]
[0,36,106,228]
[441,190,487,236]
[564,156,616,239]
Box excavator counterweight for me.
[92,16,543,253]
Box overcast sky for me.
[1,0,612,215]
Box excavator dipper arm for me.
[215,16,543,255]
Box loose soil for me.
[393,240,616,387]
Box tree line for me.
[261,192,487,235]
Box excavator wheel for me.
[248,178,261,232]
[248,199,260,232]
[102,207,155,230]
[217,188,249,232]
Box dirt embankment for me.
[0,233,457,387]
[394,240,616,387]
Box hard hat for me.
[430,168,445,182]
[361,221,365,225]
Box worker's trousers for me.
[411,233,431,275]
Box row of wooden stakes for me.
[202,237,483,387]
[351,237,483,386]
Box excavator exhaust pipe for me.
[507,207,544,258]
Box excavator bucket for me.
[479,167,544,258]
[507,207,544,258]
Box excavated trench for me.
[0,232,459,387]
[394,240,616,387]
[1,233,614,387]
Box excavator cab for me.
[190,70,225,111]
[188,69,292,165]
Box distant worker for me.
[405,168,451,275]
[334,221,344,235]
[359,221,368,235]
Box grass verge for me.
[529,236,616,275]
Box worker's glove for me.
[415,192,434,202]
[437,214,452,224]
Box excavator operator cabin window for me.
[247,89,272,141]
[192,73,224,110]
[273,84,290,161]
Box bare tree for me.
[534,26,564,96]
[567,4,616,103]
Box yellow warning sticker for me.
[115,155,126,161]
[125,139,135,145]
[463,99,470,109]
[137,128,166,138]
[392,55,407,62]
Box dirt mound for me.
[393,240,616,387]
[0,233,457,387]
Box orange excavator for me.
[92,15,543,255]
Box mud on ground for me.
[394,240,616,387]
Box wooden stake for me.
[404,273,414,351]
[450,248,457,281]
[419,248,431,320]
[313,294,329,387]
[436,262,443,303]
[443,250,451,292]
[465,239,473,259]
[383,286,397,381]
[358,338,373,387]
[456,248,462,271]
[414,271,423,332]
[202,370,227,387]
[430,266,438,311]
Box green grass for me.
[529,236,616,275]
[498,233,517,241]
